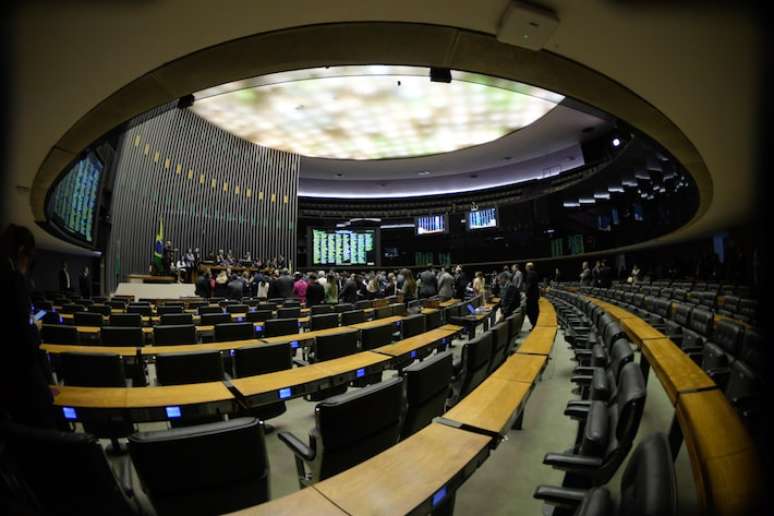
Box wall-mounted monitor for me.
[308,228,380,266]
[466,207,498,230]
[48,150,104,244]
[415,214,447,235]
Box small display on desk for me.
[466,207,498,230]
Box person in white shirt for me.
[317,271,327,289]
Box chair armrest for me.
[120,452,135,498]
[543,452,603,473]
[572,366,595,376]
[566,399,592,408]
[293,357,309,367]
[573,349,592,358]
[570,374,593,386]
[277,431,315,461]
[563,405,590,420]
[533,485,588,508]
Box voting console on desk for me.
[127,399,237,424]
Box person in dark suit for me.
[227,273,244,300]
[340,274,359,304]
[58,261,71,292]
[498,272,518,320]
[419,268,438,298]
[79,266,91,298]
[0,224,58,429]
[305,273,325,306]
[163,241,174,275]
[272,269,294,299]
[195,271,211,298]
[454,265,467,300]
[524,262,540,328]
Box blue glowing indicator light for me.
[297,322,302,328]
[410,351,417,359]
[166,406,182,418]
[255,325,263,332]
[229,349,236,357]
[291,340,299,349]
[59,315,64,324]
[62,407,77,420]
[278,387,292,399]
[432,486,448,507]
[356,368,366,378]
[236,316,244,322]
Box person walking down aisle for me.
[454,265,467,300]
[524,262,540,328]
[498,272,519,320]
[437,267,454,301]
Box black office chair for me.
[389,303,407,317]
[41,324,79,345]
[544,362,646,488]
[569,339,634,406]
[155,350,225,385]
[108,299,128,310]
[401,313,426,339]
[87,304,112,316]
[245,309,274,323]
[255,302,277,312]
[73,311,104,327]
[311,330,360,362]
[283,299,301,308]
[1,422,140,516]
[701,319,743,388]
[725,328,763,435]
[535,432,677,516]
[214,322,255,342]
[682,308,714,357]
[360,322,395,351]
[129,418,270,516]
[278,376,405,486]
[100,327,144,347]
[198,305,224,315]
[156,305,183,315]
[160,313,194,326]
[200,313,231,326]
[225,304,249,314]
[154,324,197,346]
[277,307,301,319]
[400,351,453,439]
[41,311,63,325]
[310,304,334,315]
[425,309,444,330]
[109,313,143,327]
[34,300,53,311]
[233,343,294,425]
[340,309,366,325]
[449,331,494,405]
[310,313,339,331]
[60,303,86,314]
[507,309,526,353]
[264,317,300,337]
[127,305,152,316]
[374,306,393,320]
[488,321,509,373]
[334,303,355,313]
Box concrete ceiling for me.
[4,1,762,255]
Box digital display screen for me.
[356,368,366,378]
[62,407,78,420]
[467,304,475,314]
[416,215,447,235]
[34,310,47,321]
[49,151,103,243]
[310,228,378,266]
[291,340,299,349]
[384,247,399,258]
[166,406,182,418]
[467,208,498,230]
[278,387,292,399]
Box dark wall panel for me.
[106,108,299,292]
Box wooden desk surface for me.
[515,326,557,356]
[439,299,460,308]
[373,324,461,357]
[676,390,763,516]
[620,317,667,343]
[42,343,139,356]
[227,487,346,516]
[140,339,263,356]
[53,385,128,408]
[444,378,531,435]
[125,382,234,408]
[491,353,547,384]
[640,338,715,404]
[537,298,558,327]
[314,423,490,516]
[258,316,401,345]
[313,351,393,377]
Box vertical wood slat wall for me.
[105,108,300,293]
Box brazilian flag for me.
[153,218,164,272]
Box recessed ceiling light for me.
[192,65,564,160]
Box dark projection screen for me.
[309,228,379,266]
[49,151,103,243]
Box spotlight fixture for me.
[563,201,580,208]
[593,192,611,200]
[579,197,596,204]
[429,67,452,83]
[612,137,621,147]
[177,94,195,109]
[608,185,624,193]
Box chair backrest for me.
[458,331,494,397]
[2,422,137,516]
[671,303,692,326]
[245,309,274,323]
[127,304,152,316]
[87,304,112,316]
[108,299,128,309]
[60,303,86,314]
[400,313,426,339]
[488,321,510,373]
[234,342,293,377]
[311,313,339,331]
[602,320,627,349]
[401,351,453,439]
[313,329,360,362]
[314,376,405,480]
[155,350,225,385]
[199,305,224,315]
[157,305,183,315]
[264,317,300,337]
[41,324,79,345]
[154,324,197,346]
[311,304,334,315]
[652,298,672,318]
[425,309,443,330]
[100,326,144,347]
[128,418,270,515]
[225,304,249,314]
[214,322,255,342]
[334,303,355,313]
[712,319,743,357]
[390,303,407,317]
[689,308,713,336]
[374,306,393,320]
[360,322,395,350]
[73,311,103,327]
[160,313,194,326]
[341,309,366,325]
[109,313,143,327]
[355,300,372,310]
[200,313,231,326]
[42,311,63,324]
[507,309,525,342]
[255,302,277,312]
[277,307,301,319]
[617,433,677,516]
[60,352,126,387]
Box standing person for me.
[630,264,641,285]
[195,270,211,298]
[317,271,327,290]
[256,272,270,300]
[58,261,71,292]
[292,272,308,303]
[324,273,339,304]
[272,268,294,299]
[592,260,601,287]
[184,248,195,282]
[498,272,519,320]
[227,273,244,300]
[163,240,174,274]
[79,266,91,299]
[437,267,455,301]
[419,268,438,298]
[384,272,398,297]
[401,269,417,303]
[501,265,512,283]
[472,271,485,297]
[512,264,524,304]
[0,225,58,429]
[340,273,359,304]
[599,259,612,288]
[366,274,380,299]
[524,262,540,328]
[214,269,229,297]
[579,261,592,286]
[553,268,561,285]
[306,273,325,306]
[454,265,467,300]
